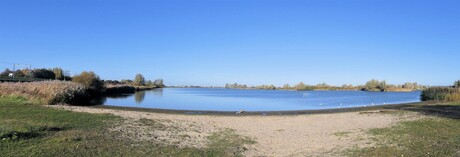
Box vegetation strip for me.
[0,96,255,156]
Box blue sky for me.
[1,0,459,86]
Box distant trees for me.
[104,74,164,88]
[283,84,291,89]
[315,83,330,89]
[153,79,164,87]
[0,68,13,77]
[225,83,248,89]
[364,79,384,91]
[1,67,68,80]
[13,70,26,78]
[31,69,55,79]
[256,84,276,90]
[342,84,355,89]
[294,82,307,90]
[362,79,425,91]
[134,74,146,86]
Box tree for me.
[283,84,291,89]
[13,70,25,78]
[294,82,306,90]
[72,71,103,94]
[145,80,154,87]
[379,80,387,91]
[134,74,145,86]
[21,69,33,78]
[53,67,64,80]
[32,69,55,79]
[402,82,414,90]
[364,79,382,91]
[454,80,460,88]
[153,79,164,87]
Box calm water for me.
[96,88,422,111]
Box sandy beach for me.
[49,105,423,156]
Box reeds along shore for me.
[0,81,89,105]
[0,81,161,105]
[422,87,460,102]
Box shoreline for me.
[83,101,434,116]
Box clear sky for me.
[1,0,459,86]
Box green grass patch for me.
[206,129,256,157]
[0,96,254,156]
[347,117,460,156]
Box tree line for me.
[0,68,71,80]
[225,79,427,92]
[1,68,165,91]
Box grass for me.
[207,129,256,157]
[333,132,351,137]
[347,102,460,157]
[0,96,254,157]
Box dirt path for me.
[49,106,422,156]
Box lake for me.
[95,88,422,112]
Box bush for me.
[421,87,460,102]
[72,71,104,94]
[0,81,88,105]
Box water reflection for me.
[89,96,107,105]
[135,91,146,104]
[150,88,163,97]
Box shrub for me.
[72,71,104,94]
[0,81,88,105]
[421,87,460,102]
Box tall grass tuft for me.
[421,87,460,102]
[0,81,89,105]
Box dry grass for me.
[0,81,88,105]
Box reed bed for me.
[421,87,460,102]
[0,81,88,105]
